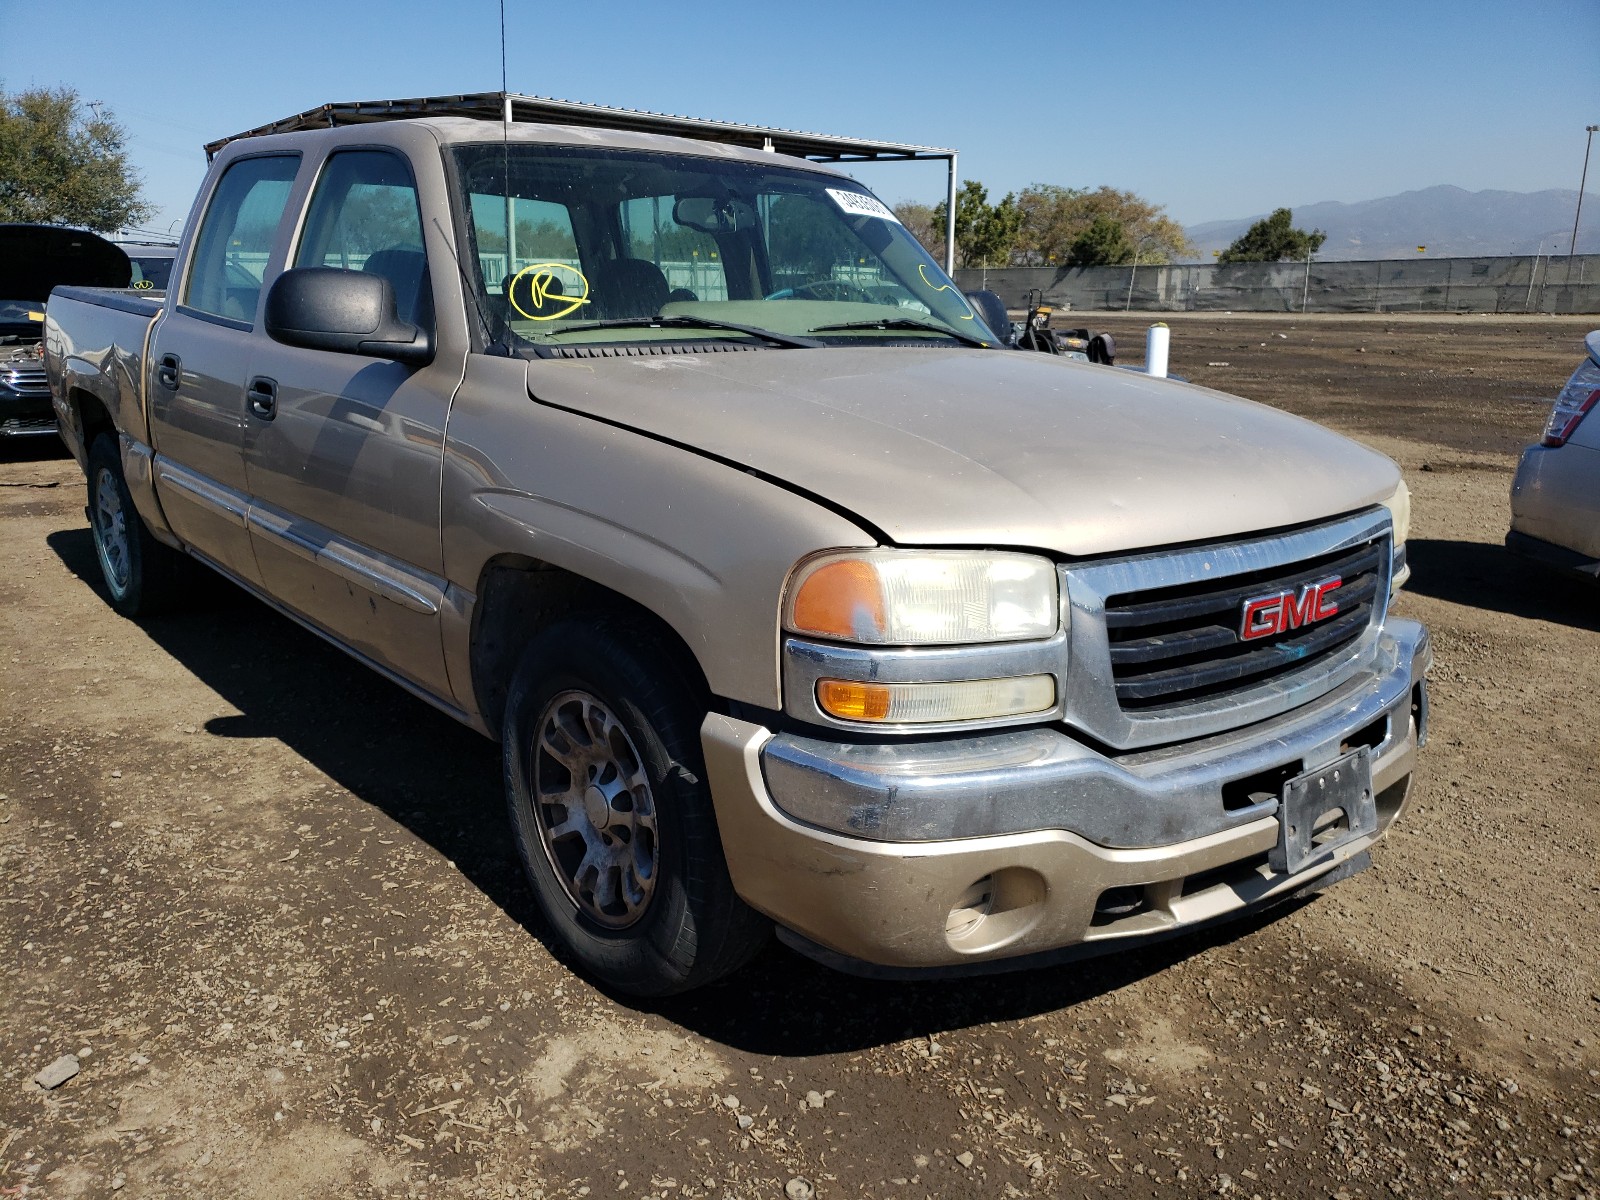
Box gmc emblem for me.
[1240,575,1341,641]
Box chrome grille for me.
[0,365,49,397]
[1058,509,1394,751]
[1104,539,1385,710]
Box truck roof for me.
[204,92,956,165]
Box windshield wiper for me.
[536,315,821,349]
[808,317,990,349]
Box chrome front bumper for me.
[702,618,1430,973]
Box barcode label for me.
[826,189,900,223]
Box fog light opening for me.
[1091,885,1150,927]
[945,875,995,940]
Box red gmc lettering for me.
[1240,576,1342,641]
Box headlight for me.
[1381,480,1411,592]
[784,550,1059,645]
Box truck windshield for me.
[450,144,996,353]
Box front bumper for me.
[1,360,55,437]
[702,618,1430,973]
[1,394,56,437]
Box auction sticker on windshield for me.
[826,189,900,223]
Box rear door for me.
[148,153,300,583]
[241,148,455,696]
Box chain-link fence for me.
[956,254,1600,314]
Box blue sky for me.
[11,0,1598,237]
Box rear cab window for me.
[620,196,727,302]
[181,155,300,324]
[468,194,582,320]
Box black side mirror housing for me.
[265,267,433,365]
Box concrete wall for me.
[956,254,1600,314]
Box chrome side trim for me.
[246,506,444,616]
[155,455,444,614]
[155,458,249,527]
[1061,508,1394,750]
[781,630,1069,735]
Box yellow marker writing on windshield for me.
[917,263,976,321]
[508,263,591,321]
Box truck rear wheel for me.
[86,434,194,617]
[502,618,768,995]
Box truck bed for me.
[45,287,164,464]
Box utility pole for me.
[1567,125,1598,284]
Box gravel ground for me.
[2,313,1597,1199]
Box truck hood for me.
[525,347,1400,557]
[0,224,131,305]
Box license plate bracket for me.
[1271,748,1377,875]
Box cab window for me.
[183,155,300,323]
[295,150,429,327]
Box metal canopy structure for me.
[205,92,960,271]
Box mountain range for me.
[1183,185,1600,262]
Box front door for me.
[242,149,454,696]
[148,153,300,585]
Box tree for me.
[1219,208,1326,263]
[897,180,1191,268]
[1066,215,1134,266]
[893,201,941,258]
[1014,184,1191,265]
[931,180,1024,268]
[766,193,859,273]
[0,85,153,231]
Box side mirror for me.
[264,267,433,365]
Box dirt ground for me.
[2,313,1597,1200]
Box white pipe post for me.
[944,154,958,275]
[1145,323,1170,378]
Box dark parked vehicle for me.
[1,225,130,439]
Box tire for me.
[503,617,768,995]
[86,433,194,617]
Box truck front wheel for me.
[86,434,193,617]
[502,618,768,995]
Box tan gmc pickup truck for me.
[45,98,1430,995]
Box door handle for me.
[246,376,277,420]
[156,353,181,390]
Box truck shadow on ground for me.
[1404,537,1600,631]
[49,526,1307,1057]
[0,437,72,465]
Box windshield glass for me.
[450,144,995,353]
